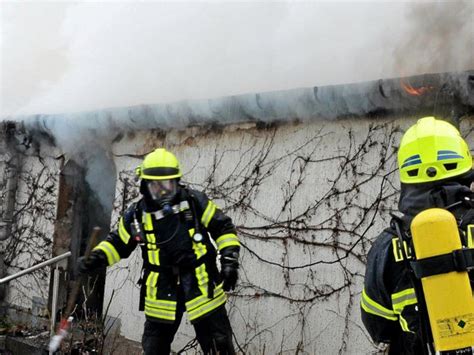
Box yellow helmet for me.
[135,148,182,180]
[398,116,472,184]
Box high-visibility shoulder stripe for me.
[215,233,240,250]
[94,241,120,266]
[361,288,397,321]
[201,201,217,228]
[118,217,131,244]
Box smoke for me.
[2,1,472,210]
[392,0,474,77]
[4,1,464,118]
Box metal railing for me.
[0,251,72,336]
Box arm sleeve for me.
[92,204,139,266]
[360,231,399,344]
[192,190,240,252]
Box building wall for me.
[0,138,62,324]
[104,115,462,353]
[2,114,472,352]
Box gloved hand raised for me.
[77,251,107,275]
[220,250,239,291]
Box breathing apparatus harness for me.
[390,191,474,355]
[130,186,205,246]
[131,186,219,308]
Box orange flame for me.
[401,80,434,96]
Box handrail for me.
[0,251,71,285]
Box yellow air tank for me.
[411,208,474,352]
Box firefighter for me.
[78,148,240,355]
[360,116,474,354]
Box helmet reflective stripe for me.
[437,150,463,160]
[401,154,422,168]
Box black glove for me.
[220,250,239,291]
[77,251,107,275]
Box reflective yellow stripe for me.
[145,298,176,311]
[94,241,120,266]
[361,288,397,321]
[201,201,217,228]
[144,306,176,321]
[118,217,131,244]
[187,290,227,321]
[143,212,154,233]
[189,228,207,259]
[186,284,224,311]
[215,233,240,250]
[399,315,412,332]
[146,271,159,299]
[195,264,209,296]
[468,225,474,248]
[391,288,417,333]
[147,249,160,265]
[392,288,417,314]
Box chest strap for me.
[410,248,474,279]
[149,200,190,220]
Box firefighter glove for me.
[78,251,107,275]
[220,250,239,291]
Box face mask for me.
[146,179,177,205]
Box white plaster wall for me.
[103,116,473,354]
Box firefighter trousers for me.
[142,304,235,355]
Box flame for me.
[401,80,434,96]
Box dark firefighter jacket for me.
[361,176,474,354]
[92,188,240,324]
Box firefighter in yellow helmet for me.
[79,148,240,355]
[361,117,474,354]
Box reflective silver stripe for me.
[188,290,227,321]
[361,289,397,321]
[392,288,417,314]
[215,233,240,250]
[144,306,176,321]
[145,298,176,311]
[186,284,224,311]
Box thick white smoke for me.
[2,1,471,118]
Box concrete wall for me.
[103,115,466,354]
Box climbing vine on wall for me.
[113,120,402,354]
[0,150,59,312]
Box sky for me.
[1,0,473,118]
